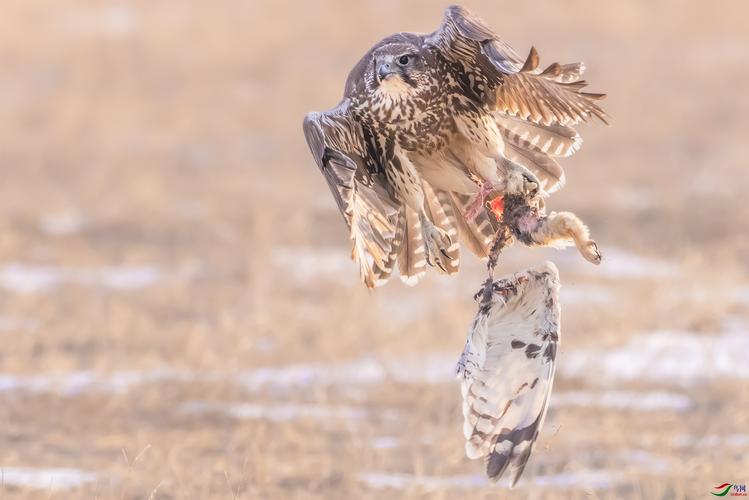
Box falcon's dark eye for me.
[397,55,411,66]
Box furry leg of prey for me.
[456,262,560,486]
[501,193,602,265]
[531,211,602,264]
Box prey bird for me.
[456,261,561,485]
[304,5,607,288]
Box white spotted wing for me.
[456,261,561,486]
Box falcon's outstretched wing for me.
[303,102,401,288]
[428,5,607,192]
[425,5,526,82]
[456,261,561,486]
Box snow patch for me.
[272,247,353,283]
[235,353,456,391]
[370,436,400,449]
[553,390,691,411]
[560,284,614,305]
[594,247,679,279]
[0,467,97,490]
[359,470,618,490]
[38,212,84,236]
[0,368,186,396]
[0,264,163,293]
[179,401,372,422]
[673,434,749,449]
[562,330,749,385]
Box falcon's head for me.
[346,34,439,120]
[370,42,433,93]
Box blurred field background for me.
[1,1,748,498]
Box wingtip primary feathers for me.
[302,112,324,158]
[539,62,562,77]
[493,45,608,126]
[520,46,539,73]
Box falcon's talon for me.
[503,161,544,199]
[421,216,452,273]
[525,181,539,198]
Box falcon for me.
[303,5,607,288]
[456,261,561,485]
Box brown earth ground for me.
[0,1,748,498]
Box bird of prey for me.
[456,261,560,485]
[303,5,606,288]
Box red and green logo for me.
[713,483,748,497]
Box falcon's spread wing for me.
[493,60,607,126]
[425,5,526,82]
[456,262,561,486]
[429,5,607,192]
[303,103,401,288]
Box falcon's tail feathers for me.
[423,183,460,275]
[369,212,404,287]
[448,192,497,259]
[397,207,428,286]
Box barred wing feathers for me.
[303,103,401,288]
[456,261,561,486]
[495,67,607,126]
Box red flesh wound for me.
[489,196,505,219]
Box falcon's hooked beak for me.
[377,60,401,82]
